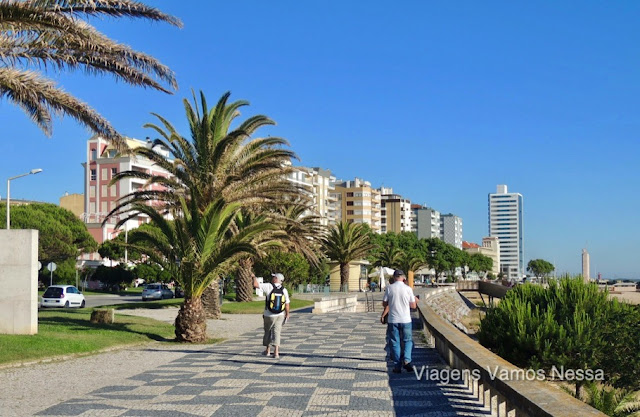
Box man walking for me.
[380,269,416,373]
[253,273,290,359]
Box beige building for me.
[463,236,500,276]
[328,260,369,292]
[59,192,84,218]
[331,178,381,233]
[380,188,412,234]
[287,166,338,226]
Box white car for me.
[41,285,86,308]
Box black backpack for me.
[266,285,286,314]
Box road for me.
[83,294,142,308]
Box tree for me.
[98,240,124,266]
[0,0,181,146]
[321,221,375,290]
[0,202,97,269]
[425,238,453,282]
[527,259,555,278]
[478,278,640,398]
[106,92,299,340]
[117,198,268,342]
[254,251,310,289]
[468,253,493,278]
[232,201,325,302]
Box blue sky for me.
[1,1,639,278]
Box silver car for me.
[141,283,174,301]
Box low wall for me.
[0,230,39,335]
[312,294,358,313]
[416,297,606,417]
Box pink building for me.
[81,135,171,248]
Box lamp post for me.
[6,168,43,230]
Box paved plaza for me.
[34,312,489,416]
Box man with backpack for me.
[253,273,290,359]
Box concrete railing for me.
[416,294,606,417]
[312,294,358,314]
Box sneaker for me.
[403,362,414,371]
[392,367,402,374]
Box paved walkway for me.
[33,312,489,416]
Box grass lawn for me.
[221,298,314,314]
[96,298,184,310]
[0,309,178,366]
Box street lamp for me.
[6,168,43,230]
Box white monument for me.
[0,229,39,334]
[582,248,590,282]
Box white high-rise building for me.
[488,184,524,279]
[440,214,463,249]
[286,166,338,226]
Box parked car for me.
[41,285,85,308]
[174,286,185,298]
[141,283,174,301]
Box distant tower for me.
[582,249,590,282]
[488,185,524,279]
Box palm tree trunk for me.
[340,262,349,291]
[407,270,414,288]
[236,257,254,302]
[201,278,222,319]
[174,296,207,343]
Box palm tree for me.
[322,221,375,291]
[232,200,326,302]
[110,91,299,214]
[120,197,270,342]
[107,91,300,324]
[396,251,427,288]
[0,0,181,146]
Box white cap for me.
[271,273,285,282]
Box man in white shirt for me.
[253,273,290,359]
[380,269,416,373]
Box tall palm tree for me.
[322,221,375,290]
[110,91,299,214]
[120,197,270,342]
[0,0,181,146]
[107,91,300,323]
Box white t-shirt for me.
[383,282,416,324]
[259,283,290,317]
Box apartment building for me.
[286,166,338,226]
[462,236,500,276]
[412,204,441,239]
[440,213,463,249]
[60,192,84,218]
[488,184,524,279]
[81,136,171,245]
[380,188,412,234]
[331,178,382,233]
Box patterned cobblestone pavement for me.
[36,312,489,416]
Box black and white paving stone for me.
[36,312,490,416]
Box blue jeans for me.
[388,322,413,369]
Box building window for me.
[347,210,354,215]
[90,169,97,181]
[111,168,117,178]
[91,148,97,160]
[346,192,354,197]
[346,201,354,206]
